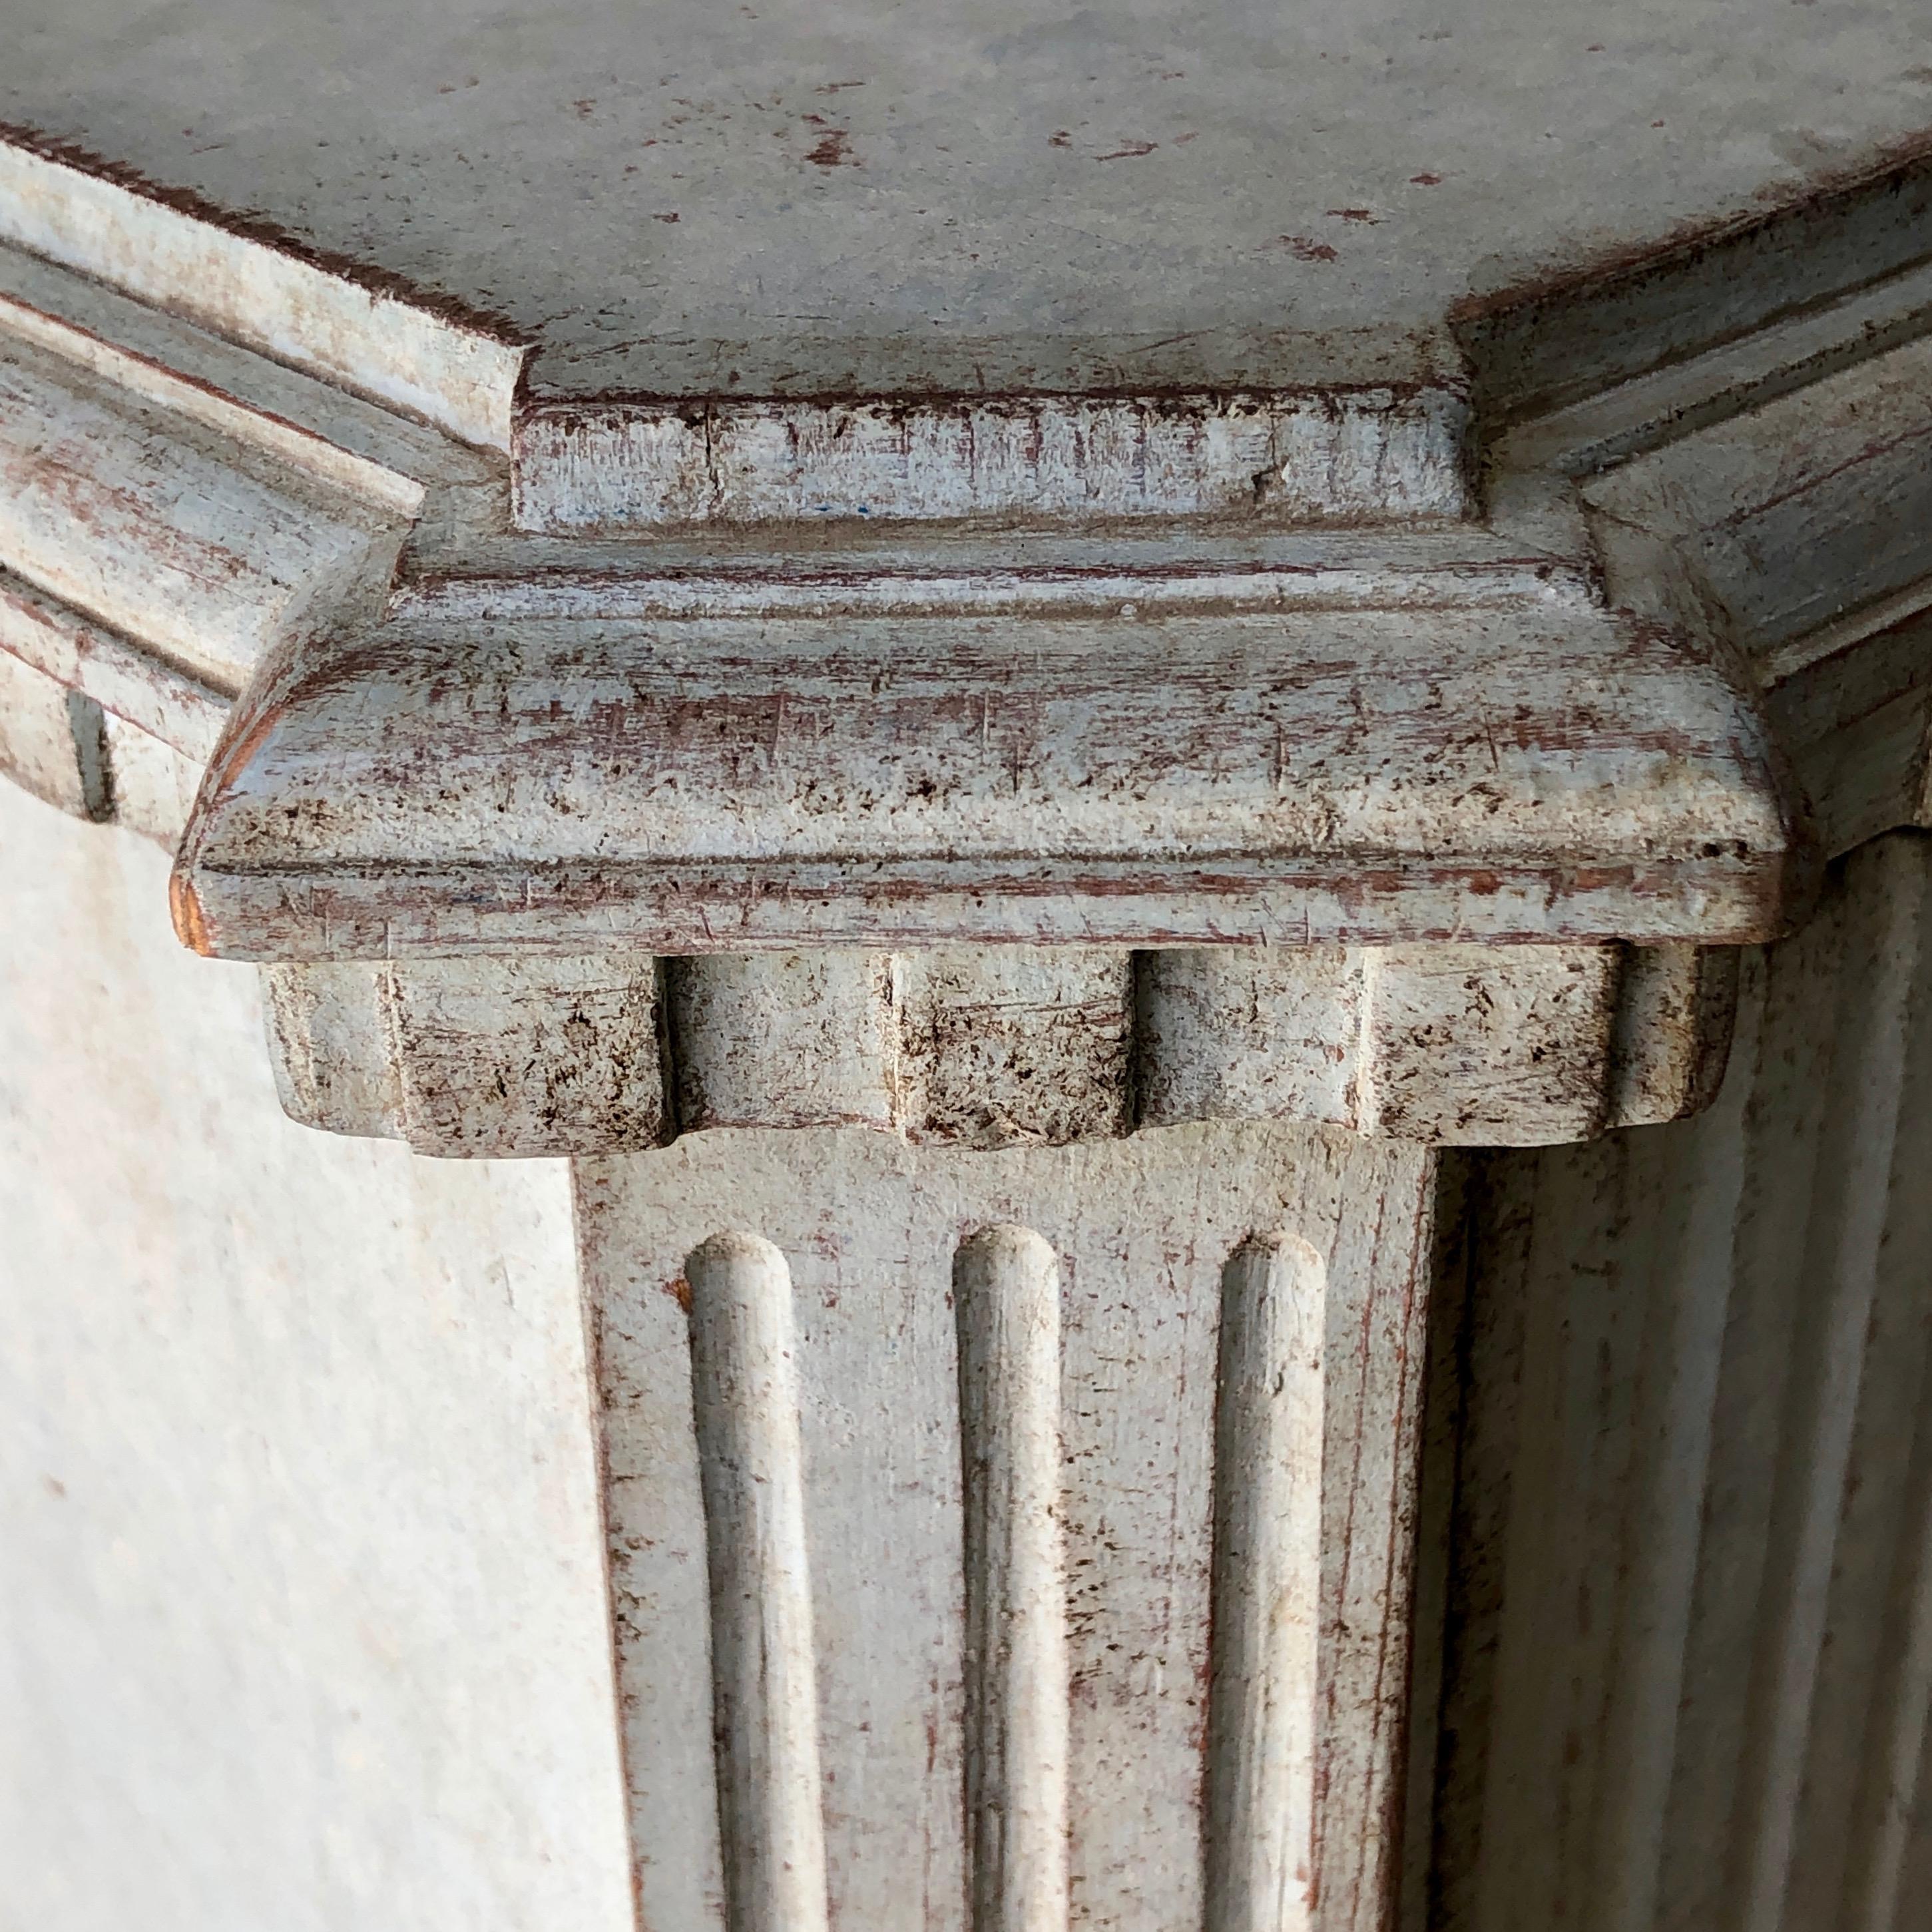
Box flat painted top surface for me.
[7,0,1931,397]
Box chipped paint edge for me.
[0,126,527,451]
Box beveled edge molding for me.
[0,124,527,450]
[4,131,1932,1152]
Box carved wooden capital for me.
[1,134,1929,1166]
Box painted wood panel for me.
[575,1122,1435,1932]
[1417,830,1932,1932]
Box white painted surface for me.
[0,134,524,447]
[1421,831,1932,1932]
[1206,1236,1326,1932]
[578,1121,1434,1932]
[0,785,633,1932]
[7,2,1931,403]
[955,1224,1071,1932]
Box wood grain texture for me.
[1766,605,1932,861]
[577,1122,1435,1932]
[262,955,666,1158]
[101,712,200,847]
[393,521,1596,624]
[1584,330,1932,667]
[0,330,406,692]
[0,132,526,449]
[512,387,1472,531]
[261,941,1736,1157]
[1417,831,1932,1932]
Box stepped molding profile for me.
[7,101,1932,1932]
[1,128,1929,1157]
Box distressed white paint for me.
[0,134,524,448]
[0,332,405,690]
[6,47,1932,1932]
[0,647,105,820]
[101,712,200,847]
[172,602,1795,961]
[257,941,1733,1156]
[1206,1235,1326,1932]
[513,387,1473,530]
[687,1232,832,1932]
[577,1123,1435,1932]
[1419,832,1932,1932]
[7,5,1932,420]
[1585,330,1932,664]
[393,520,1596,624]
[956,1226,1071,1932]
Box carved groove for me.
[686,1233,829,1932]
[955,1225,1071,1932]
[1206,1235,1327,1932]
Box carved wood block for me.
[513,386,1472,531]
[1135,943,1732,1146]
[260,942,1735,1155]
[669,952,900,1132]
[898,948,1133,1147]
[577,1123,1435,1932]
[264,956,667,1159]
[172,604,1798,961]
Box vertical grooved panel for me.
[687,1232,830,1932]
[579,1125,1435,1932]
[1207,1235,1328,1932]
[955,1225,1071,1932]
[1427,831,1932,1932]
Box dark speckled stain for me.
[800,114,855,168]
